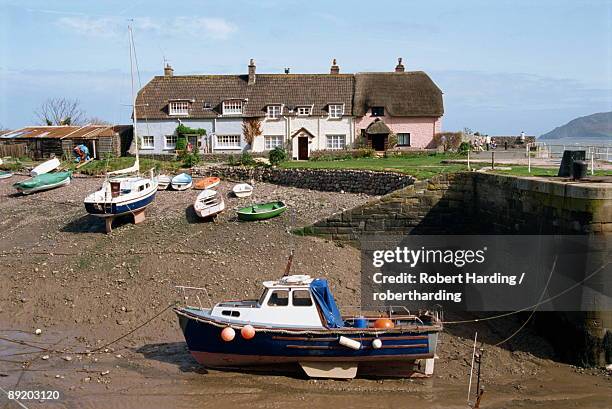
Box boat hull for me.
[237,202,286,221]
[0,171,13,179]
[176,309,439,370]
[84,189,157,217]
[15,175,71,194]
[172,181,192,191]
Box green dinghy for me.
[236,201,287,221]
[13,171,72,194]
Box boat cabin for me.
[209,275,338,328]
[108,176,153,198]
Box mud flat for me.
[0,176,610,408]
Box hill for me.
[540,111,612,140]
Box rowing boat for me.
[194,177,220,190]
[14,171,72,194]
[237,201,286,221]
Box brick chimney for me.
[395,57,405,72]
[164,63,174,77]
[330,58,340,74]
[248,59,256,85]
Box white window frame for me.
[296,106,312,116]
[169,101,189,116]
[328,104,344,119]
[216,134,241,149]
[326,134,346,150]
[141,135,154,149]
[264,135,283,150]
[222,100,243,115]
[164,134,178,150]
[266,105,282,120]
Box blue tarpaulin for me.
[310,278,344,328]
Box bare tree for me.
[87,116,112,125]
[35,98,86,126]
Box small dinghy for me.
[237,201,286,221]
[31,157,60,177]
[0,170,13,180]
[194,177,220,190]
[194,189,225,219]
[157,174,171,190]
[175,275,442,379]
[171,173,193,191]
[232,183,253,198]
[14,171,72,194]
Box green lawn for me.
[72,157,183,176]
[280,154,611,179]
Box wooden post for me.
[105,217,113,234]
[528,150,531,173]
[133,209,146,224]
[491,152,495,170]
[467,149,471,171]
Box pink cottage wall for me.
[355,115,442,148]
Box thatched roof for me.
[353,72,443,117]
[136,74,354,119]
[366,119,392,134]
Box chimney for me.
[284,67,290,74]
[330,58,340,74]
[248,59,256,85]
[395,57,405,72]
[164,63,174,77]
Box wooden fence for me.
[0,143,28,158]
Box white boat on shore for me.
[232,183,253,198]
[157,174,171,190]
[194,189,225,219]
[31,157,60,176]
[0,170,13,179]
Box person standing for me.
[485,135,491,151]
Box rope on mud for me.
[442,260,609,325]
[0,302,177,356]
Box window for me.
[264,135,283,150]
[371,107,384,117]
[141,135,154,149]
[164,135,177,150]
[296,106,311,116]
[221,310,241,317]
[266,105,282,119]
[328,104,344,119]
[326,134,346,150]
[203,102,212,110]
[169,101,189,116]
[397,133,411,146]
[267,290,289,306]
[216,135,241,148]
[292,290,313,307]
[222,100,243,115]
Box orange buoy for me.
[373,318,395,329]
[220,326,235,341]
[241,325,256,340]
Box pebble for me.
[35,328,42,335]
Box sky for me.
[0,0,611,136]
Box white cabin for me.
[209,275,325,328]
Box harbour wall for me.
[302,172,612,366]
[194,166,415,196]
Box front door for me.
[298,137,309,160]
[371,134,386,151]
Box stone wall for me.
[304,173,612,240]
[193,166,415,196]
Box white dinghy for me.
[194,189,225,219]
[157,174,171,190]
[232,183,253,198]
[31,157,60,176]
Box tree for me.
[242,118,262,147]
[87,117,111,125]
[35,98,86,126]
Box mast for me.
[129,24,140,171]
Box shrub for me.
[310,149,375,161]
[432,132,463,152]
[175,136,188,152]
[240,151,256,166]
[269,147,288,166]
[182,152,201,167]
[458,142,471,154]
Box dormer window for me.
[203,102,212,110]
[169,101,189,116]
[222,100,243,115]
[371,107,384,117]
[266,105,282,120]
[328,104,344,119]
[296,106,311,116]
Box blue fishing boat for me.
[171,173,193,190]
[175,275,442,379]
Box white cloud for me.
[55,16,237,40]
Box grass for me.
[67,157,183,176]
[280,153,611,179]
[281,153,468,179]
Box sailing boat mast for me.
[108,24,140,175]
